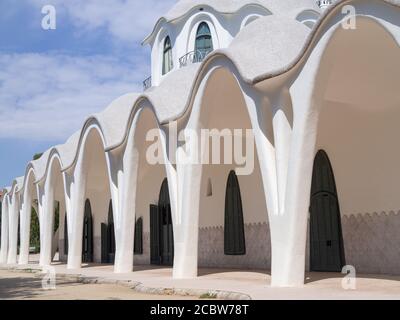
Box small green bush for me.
[200,292,217,299]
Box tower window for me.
[195,22,213,60]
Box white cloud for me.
[29,0,177,42]
[0,53,148,140]
[0,0,178,141]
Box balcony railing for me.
[317,0,333,8]
[143,76,152,91]
[179,49,212,68]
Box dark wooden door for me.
[150,204,160,265]
[159,179,174,266]
[150,178,174,266]
[160,203,174,266]
[310,150,345,272]
[101,223,108,263]
[82,200,93,263]
[107,201,115,264]
[134,217,143,255]
[64,214,68,255]
[224,171,246,255]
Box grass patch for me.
[23,268,33,273]
[200,292,217,299]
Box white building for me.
[1,0,400,288]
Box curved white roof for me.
[144,0,320,43]
[4,0,400,193]
[22,63,201,184]
[224,14,311,81]
[9,176,24,195]
[1,187,11,196]
[16,14,311,185]
[166,0,320,19]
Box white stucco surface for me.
[2,0,400,291]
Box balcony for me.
[317,0,333,8]
[179,49,212,68]
[143,76,152,91]
[143,49,212,90]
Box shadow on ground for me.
[0,274,80,300]
[305,272,400,284]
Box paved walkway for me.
[2,259,400,299]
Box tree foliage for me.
[33,153,43,160]
[30,202,40,253]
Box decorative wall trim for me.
[134,232,150,265]
[341,210,400,275]
[198,222,271,270]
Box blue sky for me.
[0,0,176,187]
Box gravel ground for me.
[0,270,199,300]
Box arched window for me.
[162,36,173,75]
[224,171,246,255]
[195,22,213,60]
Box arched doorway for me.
[150,178,174,266]
[310,150,345,272]
[82,199,93,263]
[224,171,246,255]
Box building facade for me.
[1,0,400,288]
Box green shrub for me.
[200,292,217,299]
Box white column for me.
[172,159,202,279]
[272,90,293,215]
[18,185,33,265]
[37,183,45,266]
[67,158,87,269]
[269,60,319,286]
[269,89,306,287]
[270,111,316,287]
[7,192,20,264]
[40,177,55,266]
[112,148,136,274]
[0,196,9,264]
